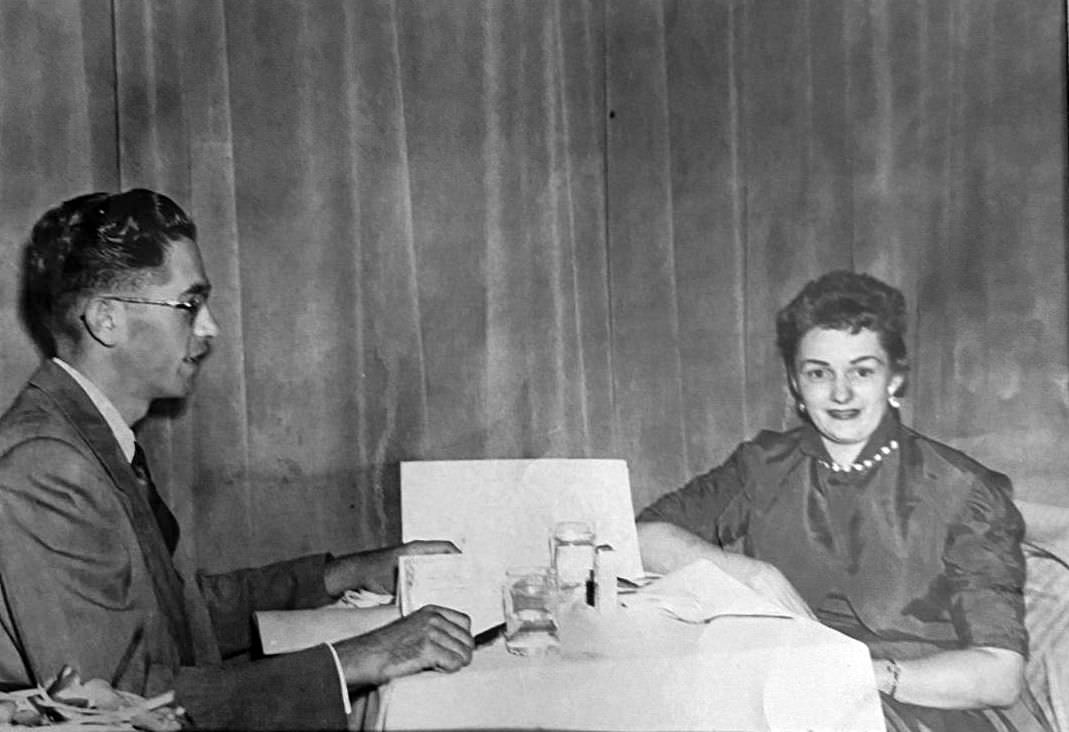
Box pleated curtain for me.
[1,0,1065,571]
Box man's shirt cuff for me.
[325,642,352,715]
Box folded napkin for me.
[620,559,797,623]
[331,589,395,608]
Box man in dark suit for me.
[0,189,474,729]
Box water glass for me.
[552,521,596,592]
[502,566,560,656]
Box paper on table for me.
[398,553,503,635]
[620,559,797,623]
[255,605,400,655]
[400,459,644,584]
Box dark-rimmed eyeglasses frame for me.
[99,295,202,319]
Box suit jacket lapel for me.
[28,362,195,663]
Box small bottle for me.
[594,545,618,614]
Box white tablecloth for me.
[375,604,884,731]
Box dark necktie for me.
[131,443,181,555]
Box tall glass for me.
[502,566,560,656]
[551,521,596,594]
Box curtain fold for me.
[0,0,1065,571]
[0,0,118,383]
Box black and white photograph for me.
[0,2,1066,730]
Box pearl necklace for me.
[818,439,899,473]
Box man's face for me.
[117,237,219,402]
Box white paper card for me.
[397,553,503,635]
[255,605,400,655]
[400,459,643,585]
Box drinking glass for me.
[502,566,560,656]
[551,521,596,593]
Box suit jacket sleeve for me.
[175,645,347,730]
[196,555,335,658]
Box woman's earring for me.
[797,401,807,414]
[887,391,901,409]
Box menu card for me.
[254,605,400,655]
[400,458,644,585]
[620,559,799,622]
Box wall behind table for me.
[1,0,1065,573]
[0,0,119,389]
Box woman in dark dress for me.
[637,271,1047,731]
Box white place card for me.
[397,553,503,635]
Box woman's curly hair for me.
[775,270,909,378]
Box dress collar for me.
[798,408,902,473]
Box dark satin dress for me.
[638,412,1048,732]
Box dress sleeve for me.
[196,554,334,658]
[636,444,753,548]
[942,470,1028,655]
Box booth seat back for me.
[950,431,1069,731]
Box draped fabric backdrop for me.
[1,0,1066,572]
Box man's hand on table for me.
[325,540,460,596]
[335,605,474,687]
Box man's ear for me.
[81,297,123,347]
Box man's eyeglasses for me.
[99,294,208,320]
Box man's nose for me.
[194,303,220,339]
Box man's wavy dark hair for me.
[21,188,195,354]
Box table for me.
[375,603,884,731]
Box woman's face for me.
[792,327,904,454]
